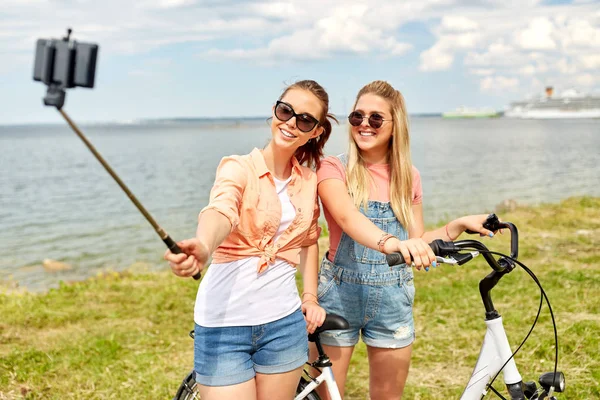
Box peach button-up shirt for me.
[201,148,321,273]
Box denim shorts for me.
[193,308,308,386]
[317,258,416,349]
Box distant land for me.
[0,113,444,127]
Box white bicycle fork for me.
[294,366,342,400]
[460,316,523,399]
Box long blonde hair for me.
[346,80,414,229]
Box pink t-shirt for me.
[316,156,423,261]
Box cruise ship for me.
[505,87,600,119]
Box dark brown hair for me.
[278,80,338,169]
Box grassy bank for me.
[1,197,599,399]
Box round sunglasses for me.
[274,101,320,133]
[348,111,391,129]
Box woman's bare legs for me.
[367,344,413,400]
[197,379,257,400]
[256,366,304,400]
[197,366,303,400]
[309,343,355,399]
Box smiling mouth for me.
[281,128,297,138]
[359,131,375,137]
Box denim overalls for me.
[317,155,416,348]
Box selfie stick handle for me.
[57,108,201,280]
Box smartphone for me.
[33,37,99,89]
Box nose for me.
[359,116,369,128]
[285,115,297,129]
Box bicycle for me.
[173,214,566,399]
[385,214,565,399]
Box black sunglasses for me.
[275,101,320,133]
[348,111,390,129]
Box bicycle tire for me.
[173,371,199,400]
[296,376,321,400]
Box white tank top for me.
[194,176,300,327]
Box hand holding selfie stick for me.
[33,29,201,280]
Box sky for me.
[0,0,599,124]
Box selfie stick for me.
[33,29,201,280]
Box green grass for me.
[1,197,599,399]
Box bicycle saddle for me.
[311,313,349,337]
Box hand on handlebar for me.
[385,237,437,270]
[164,238,209,278]
[457,214,502,238]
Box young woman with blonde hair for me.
[165,80,337,400]
[315,80,497,399]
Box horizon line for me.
[0,112,446,127]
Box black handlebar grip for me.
[163,236,202,280]
[386,252,405,266]
[386,240,455,267]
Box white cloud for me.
[2,0,44,4]
[515,17,557,50]
[575,73,600,86]
[579,54,600,69]
[156,0,195,8]
[480,76,519,92]
[420,45,454,71]
[483,0,543,6]
[385,41,413,56]
[470,68,495,76]
[464,40,517,67]
[249,1,300,18]
[518,65,536,76]
[419,3,599,94]
[198,4,414,62]
[556,58,578,75]
[419,29,482,71]
[2,0,599,97]
[440,15,479,32]
[559,18,600,49]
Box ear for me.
[312,125,325,139]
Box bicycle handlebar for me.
[386,213,519,272]
[387,215,565,397]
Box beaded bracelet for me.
[377,233,396,252]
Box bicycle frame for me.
[461,316,523,399]
[295,366,342,400]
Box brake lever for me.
[436,252,480,266]
[455,251,480,265]
[436,256,458,265]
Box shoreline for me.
[1,195,595,297]
[0,196,536,295]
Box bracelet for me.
[377,233,396,252]
[445,223,457,241]
[301,292,318,300]
[302,299,319,305]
